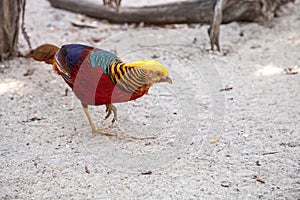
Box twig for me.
[262,151,278,155]
[21,0,32,51]
[219,87,233,92]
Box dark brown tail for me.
[32,44,60,64]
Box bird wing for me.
[55,44,122,84]
[55,44,95,84]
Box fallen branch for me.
[48,0,294,25]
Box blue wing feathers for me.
[62,44,93,68]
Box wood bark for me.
[208,0,229,51]
[0,0,21,61]
[48,0,294,25]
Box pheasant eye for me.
[156,71,161,76]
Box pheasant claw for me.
[105,104,117,125]
[92,128,114,137]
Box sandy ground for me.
[1,0,299,199]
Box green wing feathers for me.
[89,50,123,74]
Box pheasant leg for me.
[81,103,113,136]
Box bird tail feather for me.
[32,44,60,65]
[31,44,61,74]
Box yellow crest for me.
[125,60,169,76]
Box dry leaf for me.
[209,138,220,143]
[141,171,152,175]
[65,88,69,96]
[24,69,35,76]
[91,36,103,43]
[250,45,262,49]
[284,67,298,75]
[253,175,265,183]
[220,181,231,187]
[85,165,90,174]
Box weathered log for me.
[0,0,21,61]
[48,0,294,25]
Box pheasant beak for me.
[164,76,173,84]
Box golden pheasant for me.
[32,44,172,136]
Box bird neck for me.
[108,61,149,93]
